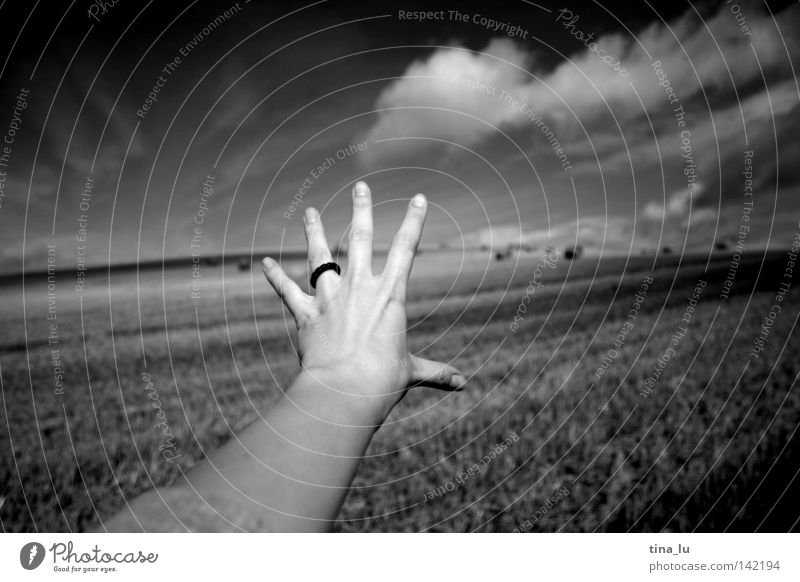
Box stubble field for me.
[1,249,798,532]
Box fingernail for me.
[452,374,467,389]
[261,257,274,270]
[412,193,426,208]
[353,182,369,197]
[304,208,317,224]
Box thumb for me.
[410,356,468,391]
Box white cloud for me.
[683,207,717,228]
[362,38,533,148]
[453,215,635,255]
[642,182,706,221]
[641,202,665,221]
[361,2,800,161]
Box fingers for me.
[383,194,427,290]
[347,181,373,276]
[410,355,467,391]
[261,257,311,321]
[303,207,337,293]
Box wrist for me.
[289,367,403,427]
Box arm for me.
[103,181,466,532]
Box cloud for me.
[642,182,705,221]
[452,215,635,255]
[361,1,800,162]
[361,38,533,150]
[355,1,798,258]
[683,207,717,228]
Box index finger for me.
[382,193,427,290]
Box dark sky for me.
[0,0,797,273]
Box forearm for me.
[104,370,392,532]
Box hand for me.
[262,181,467,423]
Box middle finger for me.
[347,181,373,277]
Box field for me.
[1,249,799,532]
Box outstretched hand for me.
[104,181,469,532]
[262,181,466,422]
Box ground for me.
[1,249,798,532]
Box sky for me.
[0,0,797,274]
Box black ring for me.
[310,262,341,289]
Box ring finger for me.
[304,207,338,294]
